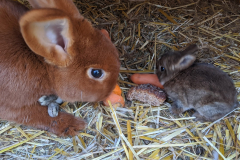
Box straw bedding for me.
[0,0,240,159]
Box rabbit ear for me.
[27,0,82,19]
[20,9,75,67]
[182,44,198,55]
[176,54,196,70]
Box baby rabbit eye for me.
[91,69,103,78]
[161,66,165,71]
[87,68,106,80]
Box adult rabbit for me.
[0,0,120,136]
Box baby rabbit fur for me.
[157,45,238,122]
[0,0,120,136]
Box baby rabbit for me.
[38,95,63,117]
[0,0,120,136]
[157,45,238,122]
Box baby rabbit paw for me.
[38,95,63,117]
[192,112,207,122]
[49,113,87,137]
[48,102,59,118]
[169,103,183,115]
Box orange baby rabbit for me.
[0,0,120,136]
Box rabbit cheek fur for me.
[0,0,120,136]
[157,45,238,122]
[48,28,120,102]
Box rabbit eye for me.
[161,67,165,71]
[87,68,106,80]
[91,69,103,78]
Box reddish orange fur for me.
[28,0,81,18]
[0,0,120,136]
[20,9,75,67]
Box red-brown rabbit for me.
[0,0,120,136]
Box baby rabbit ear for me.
[176,54,196,70]
[20,9,75,67]
[28,0,82,19]
[182,44,198,55]
[175,44,198,70]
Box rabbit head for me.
[19,0,120,102]
[157,45,198,85]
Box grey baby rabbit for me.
[157,45,238,122]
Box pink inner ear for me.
[100,29,110,40]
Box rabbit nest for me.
[1,0,240,159]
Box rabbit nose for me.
[100,29,110,40]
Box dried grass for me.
[1,0,240,159]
